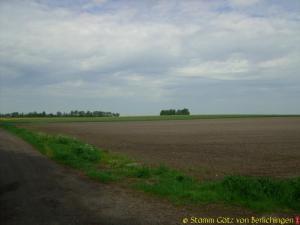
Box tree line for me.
[0,110,120,118]
[160,108,190,116]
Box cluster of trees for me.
[68,110,119,117]
[160,108,190,116]
[0,110,120,118]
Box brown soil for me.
[0,128,249,225]
[2,117,299,225]
[4,127,273,225]
[25,118,300,180]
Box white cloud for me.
[0,0,299,113]
[258,55,299,70]
[229,0,260,7]
[174,57,252,80]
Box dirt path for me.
[0,128,183,225]
[1,128,260,225]
[3,126,297,225]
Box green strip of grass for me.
[1,114,300,124]
[2,124,299,213]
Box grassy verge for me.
[2,124,299,213]
[1,114,300,124]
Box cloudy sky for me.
[0,0,299,115]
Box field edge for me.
[1,123,299,213]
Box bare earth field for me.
[1,128,258,225]
[25,117,300,180]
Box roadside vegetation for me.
[1,123,299,213]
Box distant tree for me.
[176,108,190,115]
[0,110,120,118]
[160,108,190,116]
[11,112,19,117]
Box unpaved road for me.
[1,128,257,225]
[26,118,300,179]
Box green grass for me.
[2,124,299,213]
[1,114,300,124]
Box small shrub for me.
[71,144,101,162]
[132,166,152,178]
[86,169,118,183]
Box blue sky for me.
[0,0,299,115]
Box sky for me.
[0,0,299,115]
